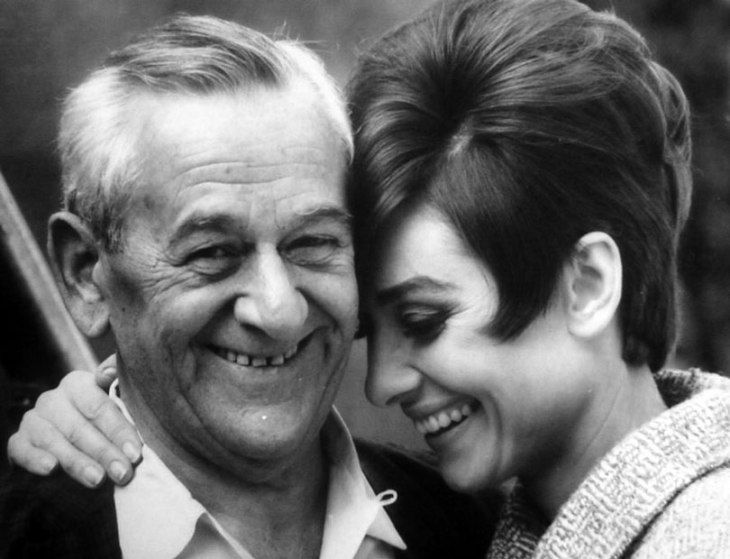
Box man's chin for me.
[194,404,327,467]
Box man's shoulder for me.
[0,467,115,521]
[355,439,501,559]
[0,468,120,558]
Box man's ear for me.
[562,231,622,339]
[47,211,109,338]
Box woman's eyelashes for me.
[396,304,453,342]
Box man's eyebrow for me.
[287,206,352,230]
[170,214,242,244]
[375,276,456,307]
[169,206,351,245]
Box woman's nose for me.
[365,331,421,407]
[233,250,307,341]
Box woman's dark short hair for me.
[348,0,692,371]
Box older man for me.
[0,15,493,559]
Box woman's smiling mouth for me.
[412,401,479,437]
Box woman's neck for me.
[524,362,667,521]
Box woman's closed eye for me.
[397,305,452,342]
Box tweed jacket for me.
[0,439,499,559]
[487,368,730,559]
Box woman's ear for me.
[47,212,109,338]
[563,231,622,340]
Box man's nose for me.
[233,250,307,340]
[365,334,421,408]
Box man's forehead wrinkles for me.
[173,144,331,168]
[176,160,333,188]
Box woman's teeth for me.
[214,344,298,368]
[415,403,475,435]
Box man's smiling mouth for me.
[208,334,313,368]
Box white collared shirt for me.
[110,382,406,558]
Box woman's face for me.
[365,205,601,493]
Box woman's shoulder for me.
[632,465,730,558]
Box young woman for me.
[347,1,730,555]
[9,0,730,556]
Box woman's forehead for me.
[372,205,486,289]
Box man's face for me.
[94,84,358,478]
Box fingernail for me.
[40,458,57,475]
[122,442,141,464]
[83,466,104,487]
[109,461,129,483]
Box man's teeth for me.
[415,403,474,435]
[216,344,299,368]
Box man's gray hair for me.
[59,14,353,250]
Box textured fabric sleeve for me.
[631,467,730,559]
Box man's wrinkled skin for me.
[8,85,359,500]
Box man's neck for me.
[118,376,329,559]
[176,444,329,559]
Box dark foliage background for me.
[0,0,728,454]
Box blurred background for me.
[1,0,729,464]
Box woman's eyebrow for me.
[375,276,455,307]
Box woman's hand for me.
[6,356,142,488]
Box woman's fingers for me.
[9,411,108,488]
[7,430,59,476]
[29,374,140,484]
[59,370,142,464]
[7,370,142,486]
[95,354,118,390]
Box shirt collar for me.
[319,409,406,558]
[110,380,405,558]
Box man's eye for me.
[284,235,342,265]
[191,246,230,260]
[186,245,237,275]
[397,307,450,342]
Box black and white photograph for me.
[1,1,729,557]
